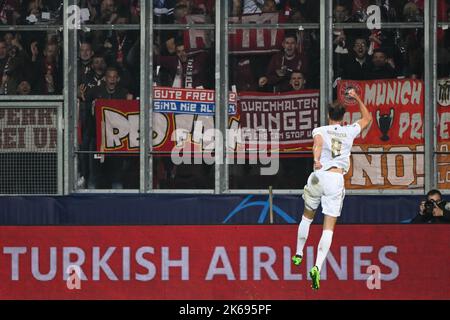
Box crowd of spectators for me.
[0,31,63,95]
[0,0,442,97]
[1,0,449,189]
[153,0,431,95]
[0,0,141,25]
[332,1,426,82]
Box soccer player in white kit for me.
[291,89,372,290]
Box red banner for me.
[94,92,231,155]
[182,14,212,54]
[0,225,448,300]
[337,79,425,189]
[437,78,450,189]
[95,99,139,153]
[228,13,286,55]
[95,89,318,157]
[236,90,319,154]
[338,79,424,146]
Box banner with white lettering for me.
[437,78,450,189]
[0,225,448,299]
[181,14,212,54]
[0,108,57,153]
[95,99,139,153]
[228,13,286,55]
[95,88,236,154]
[95,88,317,157]
[337,79,424,189]
[154,87,237,116]
[235,90,319,154]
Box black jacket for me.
[366,64,397,80]
[411,200,450,224]
[341,55,372,80]
[82,83,129,139]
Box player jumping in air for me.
[291,89,372,290]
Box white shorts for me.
[302,170,345,217]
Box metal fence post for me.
[424,0,437,191]
[63,0,78,194]
[215,0,228,194]
[140,0,152,193]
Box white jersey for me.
[312,123,361,174]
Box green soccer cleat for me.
[291,254,302,266]
[309,266,320,290]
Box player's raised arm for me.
[348,89,372,131]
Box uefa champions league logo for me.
[223,195,296,224]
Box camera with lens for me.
[424,199,436,216]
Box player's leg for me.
[309,172,344,289]
[292,208,315,266]
[293,173,322,266]
[309,215,337,289]
[316,215,337,271]
[310,215,337,290]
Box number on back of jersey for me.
[331,138,342,158]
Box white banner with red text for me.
[0,108,57,153]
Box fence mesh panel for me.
[0,107,58,194]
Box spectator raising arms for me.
[340,37,371,80]
[30,39,62,94]
[366,48,397,80]
[258,34,308,92]
[156,39,210,89]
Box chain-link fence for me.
[0,104,61,195]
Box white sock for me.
[295,216,313,257]
[315,230,333,272]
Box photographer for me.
[412,189,450,224]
